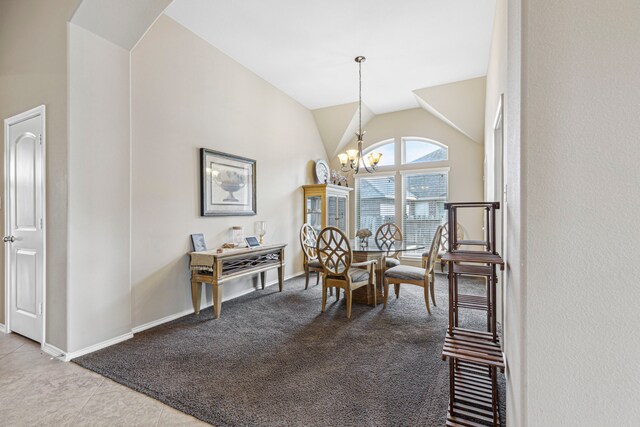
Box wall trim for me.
[65,332,134,361]
[42,342,66,359]
[131,306,205,334]
[132,271,305,334]
[0,323,6,333]
[62,272,305,359]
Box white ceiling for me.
[165,0,496,115]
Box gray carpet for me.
[75,275,505,426]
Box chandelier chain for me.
[358,57,362,138]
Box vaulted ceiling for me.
[165,0,496,115]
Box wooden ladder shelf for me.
[440,202,505,427]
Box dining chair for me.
[375,222,403,274]
[384,225,444,314]
[431,222,464,271]
[420,225,445,306]
[299,224,324,290]
[316,227,377,319]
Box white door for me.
[4,106,45,343]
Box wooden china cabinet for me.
[302,184,352,236]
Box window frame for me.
[354,171,397,236]
[362,138,396,171]
[402,136,449,165]
[358,137,450,259]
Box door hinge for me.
[39,134,42,144]
[40,218,43,229]
[39,303,43,315]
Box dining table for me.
[345,239,427,305]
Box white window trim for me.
[399,166,451,175]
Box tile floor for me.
[0,331,209,426]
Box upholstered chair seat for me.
[308,259,323,268]
[348,268,370,282]
[385,257,401,268]
[384,265,427,281]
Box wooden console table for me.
[189,243,286,319]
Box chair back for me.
[427,225,445,272]
[316,227,352,275]
[375,223,402,257]
[299,224,318,261]
[440,222,464,252]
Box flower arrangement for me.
[356,228,372,246]
[356,228,372,239]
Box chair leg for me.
[394,283,400,298]
[383,280,389,309]
[346,289,353,319]
[335,287,340,301]
[330,286,334,297]
[423,282,431,315]
[316,271,320,286]
[321,283,327,313]
[430,270,437,306]
[372,279,377,308]
[304,267,310,290]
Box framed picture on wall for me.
[200,148,257,216]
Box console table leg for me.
[260,271,266,290]
[191,278,201,315]
[277,266,284,292]
[213,283,222,319]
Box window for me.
[402,171,448,255]
[403,138,448,164]
[364,140,395,167]
[354,137,449,258]
[355,175,395,233]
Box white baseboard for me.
[131,306,205,334]
[0,323,6,333]
[132,271,304,334]
[42,342,66,359]
[65,332,134,361]
[63,271,305,359]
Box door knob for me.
[3,236,15,243]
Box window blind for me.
[402,171,448,256]
[355,175,395,234]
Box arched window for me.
[355,137,449,258]
[363,139,395,167]
[403,138,448,164]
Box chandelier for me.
[337,56,382,174]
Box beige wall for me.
[520,0,640,425]
[484,0,528,425]
[67,23,132,352]
[0,0,81,348]
[130,15,327,329]
[331,108,485,241]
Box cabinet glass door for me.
[336,196,347,232]
[306,196,322,233]
[327,196,337,228]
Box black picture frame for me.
[200,148,257,216]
